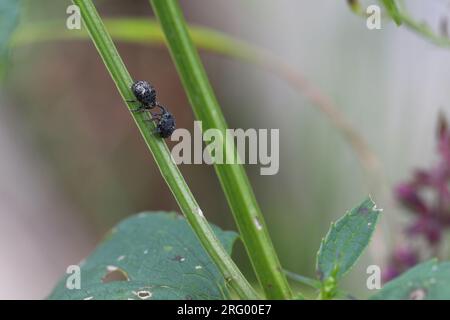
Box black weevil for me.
[151,106,176,138]
[129,80,157,111]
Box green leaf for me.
[0,0,20,76]
[316,197,382,282]
[49,212,238,300]
[371,260,450,300]
[381,0,402,26]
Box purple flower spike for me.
[408,217,442,244]
[387,114,450,281]
[395,183,428,214]
[393,246,419,266]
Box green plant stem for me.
[398,12,450,47]
[149,0,292,299]
[284,269,355,300]
[283,269,321,289]
[72,0,258,300]
[381,0,402,26]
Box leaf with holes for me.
[316,197,382,282]
[0,0,20,76]
[49,212,238,300]
[371,260,450,300]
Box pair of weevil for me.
[128,80,176,138]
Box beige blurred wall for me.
[0,101,96,299]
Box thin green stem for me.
[381,0,402,26]
[284,269,355,300]
[72,0,258,300]
[283,269,321,289]
[149,0,292,299]
[398,12,450,47]
[348,0,450,48]
[11,19,385,194]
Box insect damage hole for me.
[102,266,129,283]
[133,290,153,300]
[172,255,186,262]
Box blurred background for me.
[1,0,450,299]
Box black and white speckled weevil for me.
[129,80,157,111]
[151,106,176,139]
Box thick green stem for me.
[149,0,292,299]
[72,0,258,300]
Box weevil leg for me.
[155,103,167,113]
[142,113,161,123]
[151,112,163,119]
[130,105,148,113]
